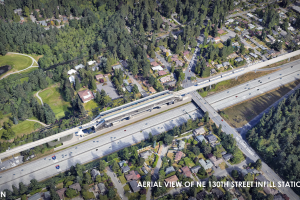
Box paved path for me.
[35,90,44,106]
[0,52,39,80]
[106,167,128,200]
[26,119,48,127]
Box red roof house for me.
[78,89,94,103]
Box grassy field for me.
[222,79,300,128]
[39,85,71,119]
[119,175,127,184]
[0,53,32,71]
[83,99,99,116]
[199,70,278,97]
[11,120,38,137]
[184,157,195,167]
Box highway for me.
[0,103,201,191]
[191,91,300,200]
[206,65,300,110]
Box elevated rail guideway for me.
[0,49,300,161]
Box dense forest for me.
[247,89,300,195]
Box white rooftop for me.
[152,66,163,71]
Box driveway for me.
[97,79,120,99]
[127,72,147,97]
[106,167,128,200]
[155,52,171,71]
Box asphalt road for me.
[0,103,202,191]
[205,65,300,110]
[191,91,300,200]
[183,44,200,88]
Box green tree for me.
[255,159,262,170]
[66,188,77,198]
[23,6,30,17]
[75,76,80,91]
[108,188,116,199]
[132,84,139,94]
[99,160,106,171]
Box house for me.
[209,156,224,166]
[244,35,251,39]
[228,53,238,59]
[215,64,223,69]
[290,16,296,24]
[175,151,184,162]
[69,183,81,192]
[222,153,233,161]
[160,76,171,83]
[274,194,285,200]
[235,27,241,32]
[14,8,22,15]
[159,46,166,51]
[149,87,156,93]
[227,19,234,23]
[256,174,269,182]
[175,60,183,66]
[139,151,152,159]
[78,89,94,103]
[244,55,251,61]
[288,26,295,31]
[206,134,218,144]
[148,57,155,63]
[267,35,276,43]
[256,26,263,31]
[126,85,132,92]
[212,188,224,199]
[241,30,249,36]
[165,166,176,175]
[178,140,185,150]
[125,170,141,181]
[151,61,160,67]
[188,197,197,200]
[280,30,287,37]
[263,187,278,195]
[152,66,164,71]
[74,64,85,70]
[129,180,141,192]
[164,175,179,185]
[224,181,234,191]
[247,13,254,18]
[195,135,207,143]
[119,160,126,167]
[56,188,67,200]
[193,126,205,135]
[95,74,104,81]
[181,166,192,177]
[98,183,107,194]
[196,191,207,200]
[235,57,243,62]
[248,24,255,29]
[87,60,96,65]
[293,39,300,45]
[292,6,300,14]
[120,60,128,68]
[141,166,148,174]
[217,29,225,35]
[249,53,258,58]
[199,159,213,170]
[158,70,167,76]
[267,49,276,56]
[28,193,42,200]
[214,37,221,43]
[190,165,201,174]
[222,62,230,67]
[68,69,77,75]
[272,30,279,36]
[69,75,75,85]
[122,166,130,173]
[112,64,122,71]
[91,169,101,180]
[183,50,189,56]
[166,81,176,87]
[274,25,282,32]
[43,191,51,200]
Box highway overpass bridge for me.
[0,50,299,161]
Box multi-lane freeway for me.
[206,65,300,110]
[0,103,201,191]
[191,91,300,200]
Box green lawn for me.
[83,99,99,116]
[0,53,32,71]
[11,120,38,137]
[184,157,195,167]
[119,175,127,184]
[39,85,71,119]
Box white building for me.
[75,64,85,70]
[87,60,96,65]
[152,66,164,71]
[68,69,77,75]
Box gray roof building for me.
[212,188,224,199]
[235,57,243,62]
[139,151,152,159]
[69,183,81,192]
[223,153,233,161]
[129,180,141,192]
[141,166,148,174]
[91,169,101,180]
[178,140,185,150]
[119,160,126,167]
[195,135,207,143]
[206,134,218,143]
[28,193,42,200]
[165,166,175,175]
[193,126,205,135]
[75,64,85,70]
[43,191,51,200]
[196,191,207,200]
[112,64,123,71]
[98,182,107,194]
[199,159,213,170]
[190,165,201,174]
[222,62,230,67]
[122,166,130,173]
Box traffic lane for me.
[0,104,201,190]
[210,70,300,110]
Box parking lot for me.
[96,79,120,100]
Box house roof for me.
[95,74,104,79]
[69,75,75,84]
[210,156,223,166]
[119,160,126,167]
[206,134,217,143]
[75,64,85,70]
[175,60,183,66]
[149,87,156,93]
[199,159,213,170]
[125,170,141,181]
[56,188,66,200]
[122,166,130,173]
[44,191,51,200]
[120,60,128,68]
[112,64,123,70]
[193,126,205,135]
[159,46,166,50]
[148,57,155,63]
[152,66,164,71]
[158,70,167,76]
[68,69,77,75]
[139,151,152,159]
[69,183,81,192]
[195,135,206,143]
[183,50,189,56]
[98,183,106,193]
[151,61,160,67]
[178,140,185,149]
[87,60,96,65]
[164,175,178,184]
[91,169,101,179]
[141,166,148,174]
[175,151,183,161]
[223,153,233,161]
[196,191,207,200]
[78,89,94,103]
[129,180,141,192]
[165,166,175,174]
[212,188,224,198]
[160,76,171,83]
[190,165,201,173]
[28,193,42,200]
[181,166,192,177]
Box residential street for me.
[106,167,128,200]
[155,52,171,72]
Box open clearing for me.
[222,79,300,128]
[38,84,71,119]
[11,120,40,137]
[83,99,99,116]
[0,53,32,71]
[199,70,278,97]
